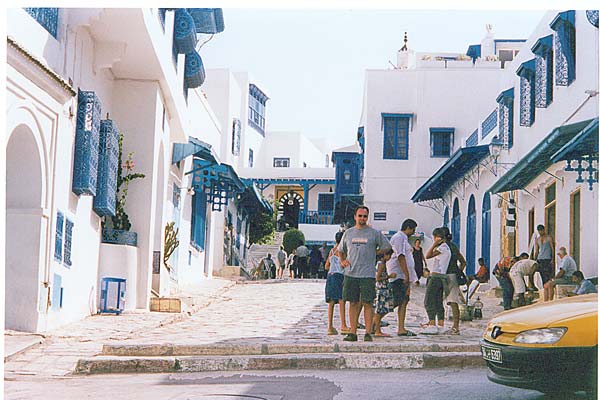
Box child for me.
[372,248,396,337]
[325,231,350,335]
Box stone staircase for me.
[246,232,285,277]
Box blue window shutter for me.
[52,273,62,311]
[191,192,207,250]
[73,90,102,195]
[516,59,536,127]
[24,8,59,38]
[93,119,119,216]
[532,35,553,108]
[318,193,335,212]
[550,10,576,86]
[54,211,64,261]
[382,115,410,160]
[430,128,454,157]
[63,219,74,267]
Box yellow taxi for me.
[481,293,598,395]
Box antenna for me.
[388,60,398,69]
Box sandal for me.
[327,327,338,335]
[340,328,352,335]
[397,330,417,337]
[374,332,391,337]
[443,327,460,335]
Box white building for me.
[411,10,599,279]
[5,8,262,332]
[359,28,526,239]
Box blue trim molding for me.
[466,129,479,147]
[496,88,514,149]
[73,90,102,196]
[516,59,536,127]
[532,35,553,108]
[550,10,576,86]
[93,119,119,217]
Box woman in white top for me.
[421,227,452,334]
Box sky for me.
[200,9,548,145]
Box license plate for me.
[481,345,503,363]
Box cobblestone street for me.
[4,279,503,381]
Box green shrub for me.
[282,228,305,254]
[248,209,275,245]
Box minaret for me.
[397,32,416,69]
[481,24,495,59]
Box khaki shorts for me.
[509,269,527,294]
[343,276,376,304]
[444,273,463,304]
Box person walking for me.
[387,219,419,337]
[295,242,309,279]
[325,231,350,335]
[372,249,395,337]
[309,246,324,279]
[441,227,466,335]
[338,206,392,342]
[287,249,297,279]
[276,246,287,279]
[422,227,452,334]
[412,238,426,286]
[533,224,555,301]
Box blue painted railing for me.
[466,129,479,147]
[24,8,59,38]
[299,210,334,225]
[102,229,138,247]
[72,90,102,196]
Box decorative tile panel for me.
[93,119,119,216]
[73,90,102,195]
[496,88,514,149]
[550,10,576,86]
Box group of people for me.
[323,206,473,341]
[258,242,330,280]
[493,224,596,310]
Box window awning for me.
[172,137,219,165]
[411,145,490,203]
[488,119,596,194]
[551,118,599,162]
[238,182,273,214]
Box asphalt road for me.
[5,367,593,400]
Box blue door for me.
[466,195,476,276]
[443,207,449,227]
[482,193,491,271]
[451,198,461,249]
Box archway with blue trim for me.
[482,192,491,271]
[277,191,304,229]
[451,198,461,249]
[466,195,477,275]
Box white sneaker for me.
[421,325,439,335]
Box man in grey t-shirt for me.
[338,206,391,342]
[546,246,578,300]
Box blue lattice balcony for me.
[93,119,119,216]
[466,129,479,147]
[184,51,206,88]
[102,229,138,247]
[173,9,197,54]
[73,90,102,196]
[188,8,224,34]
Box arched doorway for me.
[6,124,45,332]
[482,192,491,271]
[451,198,461,249]
[277,191,304,229]
[466,195,477,275]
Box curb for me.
[75,351,484,374]
[101,342,482,357]
[4,337,45,363]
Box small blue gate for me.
[451,198,461,249]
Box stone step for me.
[101,342,481,357]
[75,351,484,374]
